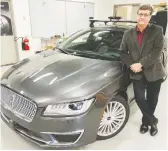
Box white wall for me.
[70,0,95,2]
[94,0,114,19]
[11,0,38,61]
[13,0,97,61]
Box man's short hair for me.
[137,4,154,15]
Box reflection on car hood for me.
[4,52,123,106]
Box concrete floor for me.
[0,66,168,150]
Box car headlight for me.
[43,98,95,116]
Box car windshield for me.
[58,28,125,61]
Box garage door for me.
[29,0,94,38]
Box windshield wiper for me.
[74,51,119,59]
[55,47,70,54]
[72,51,109,59]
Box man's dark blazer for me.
[119,24,166,82]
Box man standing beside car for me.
[119,4,166,136]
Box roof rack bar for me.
[89,17,156,27]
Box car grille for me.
[0,85,37,122]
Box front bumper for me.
[0,101,104,149]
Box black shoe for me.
[150,124,158,136]
[140,124,149,134]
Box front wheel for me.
[97,96,130,140]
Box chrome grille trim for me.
[0,85,37,122]
[41,130,84,146]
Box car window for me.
[59,29,124,60]
[71,32,91,44]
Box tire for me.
[97,95,130,140]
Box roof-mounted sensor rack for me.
[89,16,156,27]
[108,16,121,21]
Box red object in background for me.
[22,38,30,51]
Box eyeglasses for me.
[138,13,151,17]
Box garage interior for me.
[0,0,168,150]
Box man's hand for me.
[130,63,143,73]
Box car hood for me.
[2,52,123,106]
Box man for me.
[120,4,166,136]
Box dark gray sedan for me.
[1,24,166,149]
